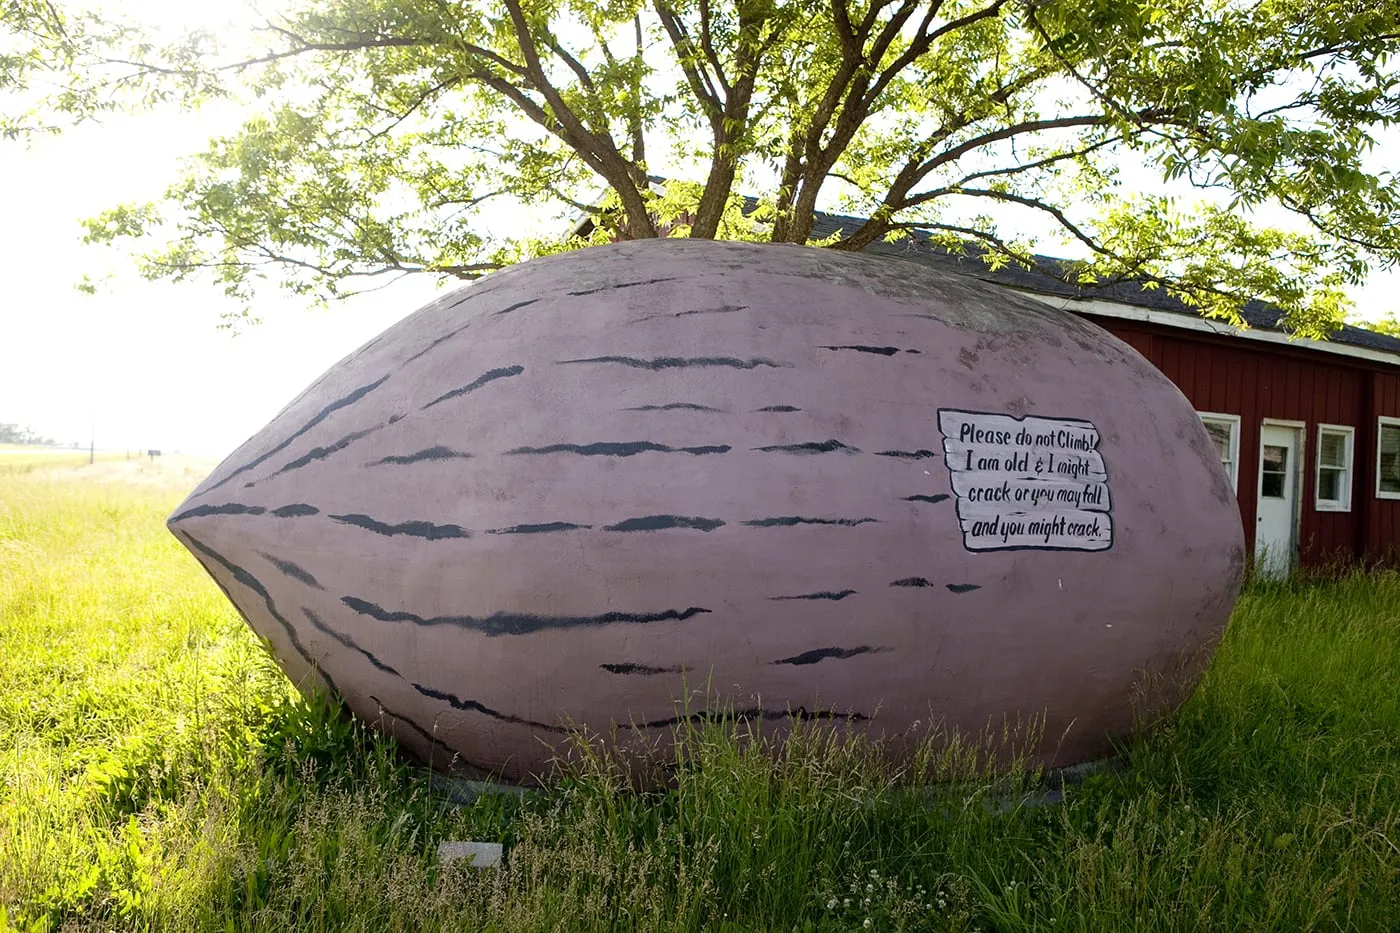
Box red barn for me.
[811,212,1400,573]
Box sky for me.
[2,0,1398,456]
[1,0,447,454]
[0,111,442,455]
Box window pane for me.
[1261,443,1287,499]
[1382,425,1400,494]
[1203,421,1232,461]
[1319,431,1347,468]
[1319,468,1341,502]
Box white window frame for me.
[1314,423,1354,512]
[1197,411,1241,492]
[1378,416,1400,501]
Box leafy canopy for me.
[8,0,1400,336]
[1,0,218,137]
[1359,311,1400,336]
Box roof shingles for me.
[804,207,1400,358]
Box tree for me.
[0,0,206,137]
[10,0,1400,336]
[1358,311,1400,337]
[0,422,56,445]
[2,0,91,137]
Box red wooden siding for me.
[1083,315,1400,568]
[1370,371,1400,562]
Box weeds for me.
[2,471,1398,930]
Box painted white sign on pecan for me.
[938,409,1114,552]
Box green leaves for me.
[1,0,227,139]
[10,0,1400,335]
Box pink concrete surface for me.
[168,239,1245,784]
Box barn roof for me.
[805,208,1400,362]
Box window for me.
[1315,425,1354,511]
[1260,443,1289,498]
[1197,412,1240,491]
[1379,417,1400,500]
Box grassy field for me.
[1,466,1397,931]
[0,446,211,478]
[0,445,121,470]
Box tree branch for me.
[363,77,460,142]
[499,0,654,237]
[546,36,596,94]
[772,0,883,240]
[865,0,1006,106]
[697,0,732,98]
[823,74,1103,250]
[933,186,1115,258]
[223,28,445,73]
[652,0,722,118]
[915,113,1132,177]
[892,211,1250,312]
[1023,7,1146,128]
[892,220,1033,266]
[1279,192,1400,254]
[631,14,646,165]
[782,0,1022,243]
[950,134,1125,187]
[1297,33,1400,62]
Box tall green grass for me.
[2,471,1397,931]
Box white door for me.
[1255,424,1300,576]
